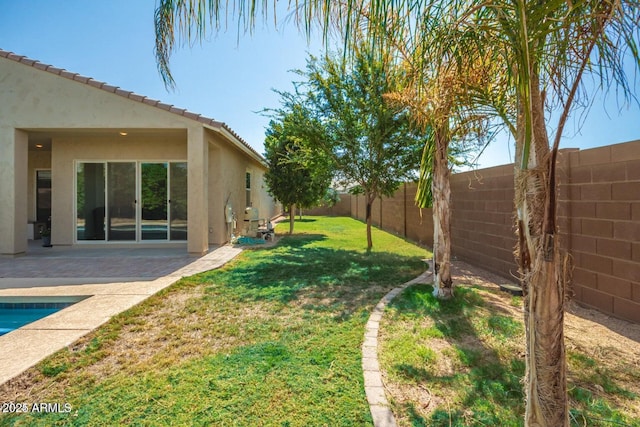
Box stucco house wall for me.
[206,131,278,243]
[0,49,278,255]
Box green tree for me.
[302,47,425,249]
[264,104,333,234]
[319,187,340,208]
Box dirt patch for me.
[384,381,445,416]
[452,259,640,353]
[292,284,389,312]
[458,258,640,411]
[565,303,640,362]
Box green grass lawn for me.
[0,216,428,427]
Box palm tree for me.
[382,15,499,299]
[458,3,638,424]
[154,1,640,424]
[389,69,486,300]
[364,2,639,424]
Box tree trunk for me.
[365,193,374,251]
[289,203,296,234]
[516,73,569,427]
[431,122,453,299]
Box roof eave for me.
[203,122,267,167]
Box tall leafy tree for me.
[300,46,425,249]
[264,104,333,234]
[154,1,639,424]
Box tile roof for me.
[0,48,263,161]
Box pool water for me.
[0,296,89,336]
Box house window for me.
[245,171,252,207]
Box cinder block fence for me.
[309,140,640,323]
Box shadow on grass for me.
[385,283,526,426]
[294,218,318,223]
[201,233,425,318]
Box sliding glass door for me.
[76,161,187,242]
[108,162,136,241]
[76,163,106,240]
[141,163,168,240]
[169,163,188,240]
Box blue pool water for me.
[0,296,89,336]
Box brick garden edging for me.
[362,270,432,427]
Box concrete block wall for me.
[380,184,409,237]
[305,196,352,217]
[371,197,382,227]
[354,193,366,222]
[403,184,434,247]
[346,185,434,246]
[449,165,518,279]
[563,141,640,322]
[304,140,639,323]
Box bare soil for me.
[451,259,640,369]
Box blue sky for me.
[1,0,638,168]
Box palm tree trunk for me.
[431,122,453,299]
[289,203,296,234]
[516,73,568,427]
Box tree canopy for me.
[263,103,333,234]
[294,46,427,249]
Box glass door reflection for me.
[107,162,136,241]
[77,163,106,240]
[141,163,168,240]
[170,162,188,240]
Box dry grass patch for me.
[0,279,273,404]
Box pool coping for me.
[0,245,243,386]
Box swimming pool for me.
[0,296,89,336]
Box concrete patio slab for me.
[1,329,93,381]
[0,242,201,283]
[23,294,154,330]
